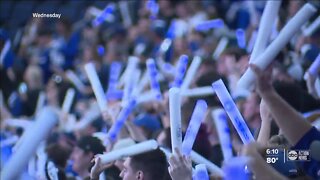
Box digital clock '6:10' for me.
[266,148,279,155]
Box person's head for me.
[71,136,105,177]
[194,72,227,107]
[82,45,100,63]
[288,1,304,18]
[119,148,168,180]
[243,92,261,129]
[175,2,189,19]
[158,0,173,16]
[57,132,77,151]
[197,59,216,77]
[137,17,151,34]
[47,143,72,168]
[133,113,161,139]
[24,65,43,90]
[55,18,72,38]
[37,27,53,46]
[46,75,73,107]
[45,143,71,180]
[173,37,189,58]
[82,117,105,136]
[217,47,247,76]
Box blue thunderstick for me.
[211,79,254,144]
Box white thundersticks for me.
[249,1,281,63]
[99,140,158,164]
[84,62,108,112]
[1,107,58,180]
[238,3,317,90]
[169,87,183,154]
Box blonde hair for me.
[25,65,43,89]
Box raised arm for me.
[250,64,312,146]
[257,100,273,145]
[168,148,192,180]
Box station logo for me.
[287,150,298,161]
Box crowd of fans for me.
[1,0,320,179]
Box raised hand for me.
[257,99,273,145]
[168,148,192,180]
[90,155,113,180]
[249,64,273,96]
[305,72,318,99]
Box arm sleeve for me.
[292,127,320,179]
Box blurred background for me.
[0,0,320,179]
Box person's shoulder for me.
[293,127,320,149]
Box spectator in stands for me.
[45,143,71,180]
[1,1,320,180]
[250,64,320,179]
[90,148,168,180]
[70,136,105,179]
[19,65,43,116]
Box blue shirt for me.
[292,127,320,179]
